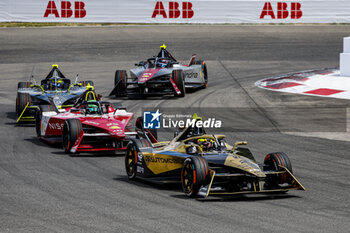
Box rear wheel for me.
[181,156,209,197]
[16,93,31,118]
[172,70,185,97]
[114,70,127,97]
[17,82,32,89]
[192,60,208,88]
[264,152,293,188]
[125,140,139,180]
[62,119,83,154]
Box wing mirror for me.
[232,141,247,152]
[135,61,146,67]
[184,143,203,156]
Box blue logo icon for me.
[143,110,162,129]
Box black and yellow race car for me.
[16,64,94,123]
[125,116,305,198]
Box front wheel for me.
[62,119,83,154]
[16,92,31,118]
[181,156,209,197]
[264,152,293,188]
[125,140,139,180]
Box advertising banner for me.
[1,1,350,23]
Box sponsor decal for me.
[144,155,183,164]
[184,72,198,79]
[137,166,144,174]
[110,125,120,129]
[142,72,152,78]
[152,1,194,19]
[44,1,86,18]
[84,120,100,125]
[163,118,221,128]
[138,77,149,83]
[143,110,162,129]
[48,122,64,130]
[137,152,143,162]
[260,2,302,19]
[107,123,120,126]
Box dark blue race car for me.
[16,64,95,123]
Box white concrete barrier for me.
[340,37,350,77]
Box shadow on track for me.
[114,175,301,202]
[188,194,300,202]
[113,175,182,191]
[50,151,124,158]
[25,137,62,148]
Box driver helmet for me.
[157,59,169,68]
[48,78,63,90]
[197,138,214,151]
[87,100,99,114]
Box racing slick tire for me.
[80,81,94,87]
[16,92,31,118]
[181,156,209,197]
[263,152,293,189]
[17,81,32,89]
[172,70,185,97]
[192,60,208,89]
[62,119,83,154]
[114,70,127,97]
[125,140,140,180]
[36,105,56,137]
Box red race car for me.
[36,97,134,154]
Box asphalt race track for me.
[1,25,350,232]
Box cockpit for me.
[41,66,71,91]
[71,100,117,116]
[137,44,179,69]
[172,115,227,154]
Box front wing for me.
[198,166,305,197]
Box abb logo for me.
[260,2,302,19]
[44,1,86,18]
[152,1,194,18]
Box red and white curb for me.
[255,68,350,100]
